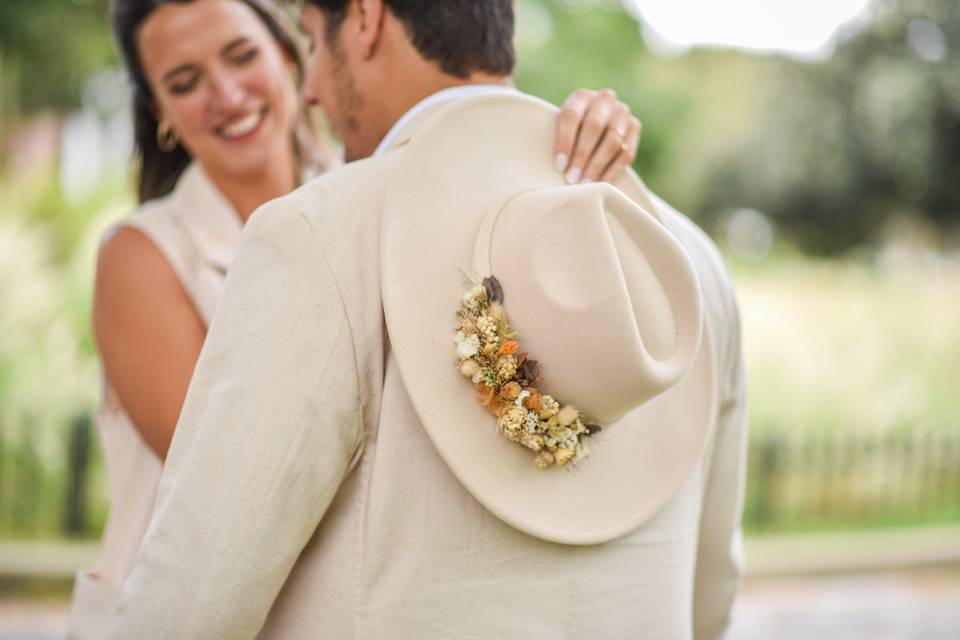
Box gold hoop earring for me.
[157,120,180,152]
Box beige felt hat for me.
[381,93,717,545]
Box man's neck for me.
[360,71,513,159]
[394,73,514,116]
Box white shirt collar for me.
[373,84,519,156]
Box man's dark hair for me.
[306,0,515,78]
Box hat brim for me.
[381,94,717,545]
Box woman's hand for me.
[554,88,643,184]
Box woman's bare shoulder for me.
[93,224,194,331]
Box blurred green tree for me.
[0,0,114,114]
[696,0,960,254]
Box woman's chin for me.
[205,140,291,183]
[217,158,278,183]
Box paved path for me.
[728,567,960,639]
[0,600,66,640]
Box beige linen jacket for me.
[112,98,747,640]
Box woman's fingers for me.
[554,88,643,183]
[554,89,594,175]
[581,103,632,182]
[600,115,643,183]
[564,89,618,184]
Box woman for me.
[67,0,643,636]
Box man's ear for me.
[355,0,386,60]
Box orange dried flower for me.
[500,381,522,401]
[476,384,506,416]
[499,340,520,356]
[522,389,542,412]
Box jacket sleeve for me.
[110,195,364,639]
[692,287,749,640]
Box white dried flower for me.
[497,355,517,380]
[476,314,498,343]
[522,410,541,433]
[463,284,486,311]
[515,389,531,407]
[518,431,545,452]
[459,360,480,378]
[539,395,560,419]
[455,331,481,359]
[557,405,579,427]
[554,447,575,466]
[534,450,555,468]
[497,405,527,433]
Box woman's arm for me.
[555,88,643,184]
[93,226,206,459]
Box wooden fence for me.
[2,415,959,539]
[745,430,960,531]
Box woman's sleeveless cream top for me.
[67,164,242,639]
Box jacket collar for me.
[170,163,244,273]
[376,85,520,155]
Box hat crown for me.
[477,183,703,424]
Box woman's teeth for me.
[220,111,264,138]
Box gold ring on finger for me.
[615,126,627,140]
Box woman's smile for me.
[215,105,268,141]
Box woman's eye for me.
[230,48,259,66]
[168,76,199,95]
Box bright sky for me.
[627,0,874,59]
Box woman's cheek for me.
[170,95,212,154]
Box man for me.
[112,1,747,638]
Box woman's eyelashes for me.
[168,72,200,96]
[228,46,259,66]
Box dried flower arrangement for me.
[455,276,601,468]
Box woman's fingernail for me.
[554,153,568,173]
[553,153,567,173]
[565,167,581,185]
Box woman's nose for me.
[210,73,245,109]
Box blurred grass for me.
[730,247,960,437]
[0,167,126,540]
